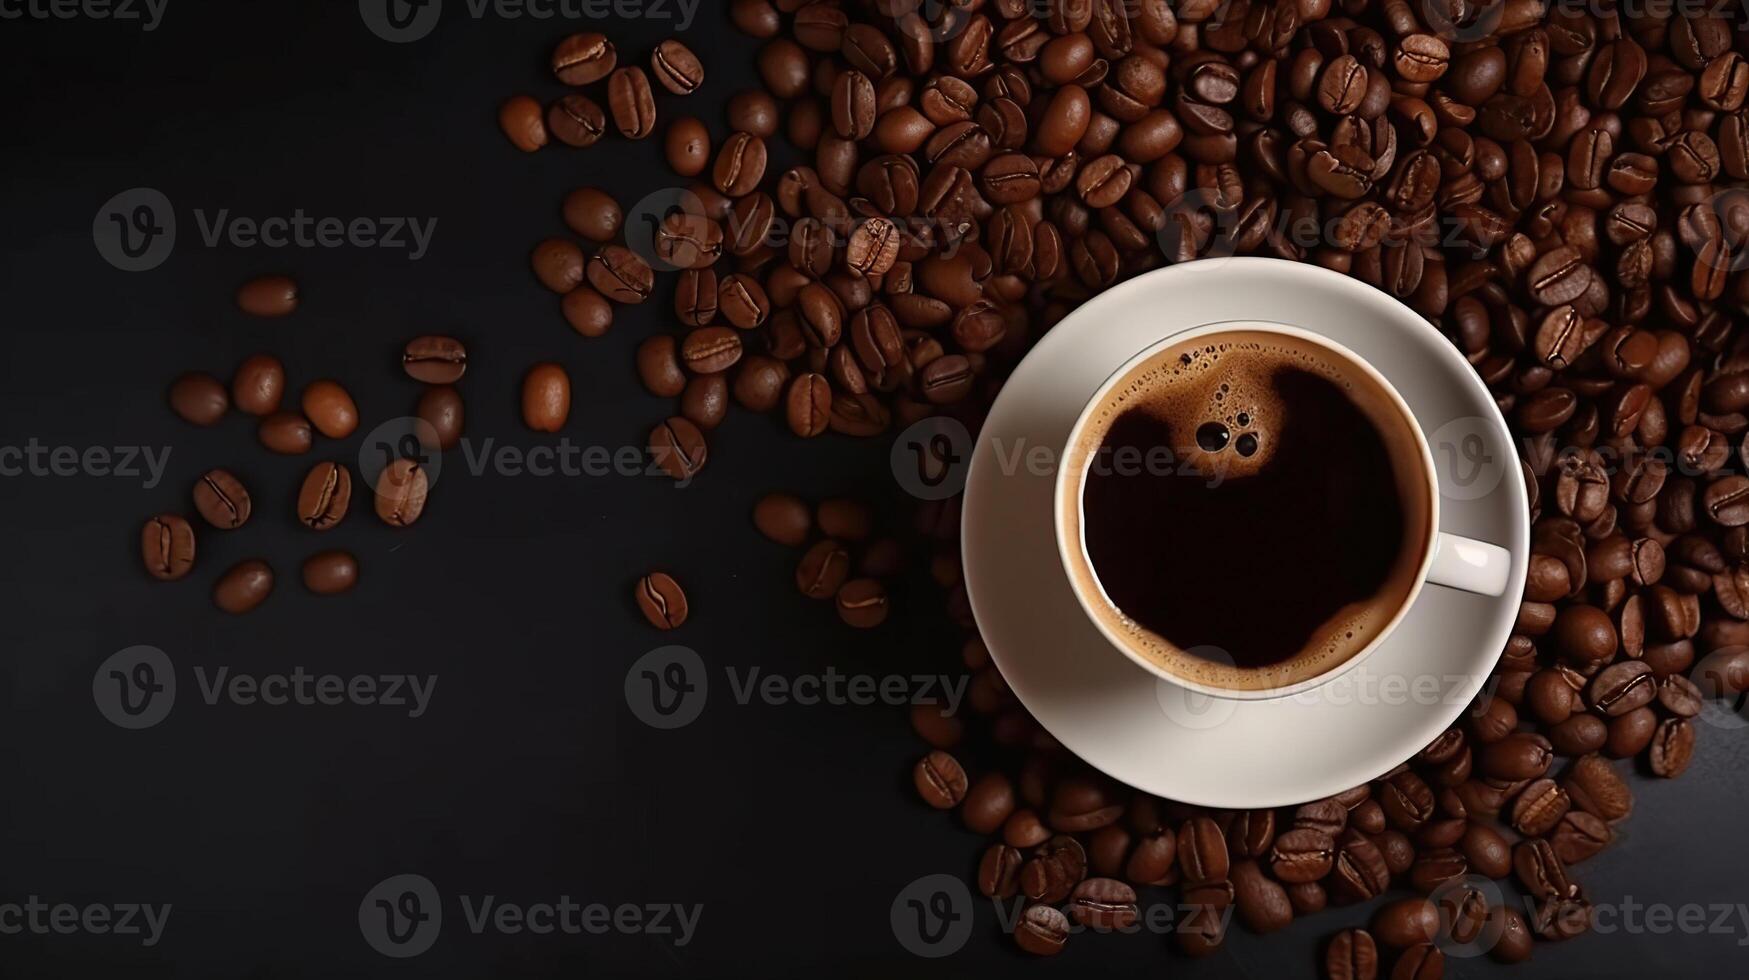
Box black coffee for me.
[1065,329,1432,691]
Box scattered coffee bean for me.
[499,95,547,152]
[403,336,467,384]
[297,462,351,531]
[232,354,285,415]
[416,385,464,450]
[213,559,273,614]
[796,539,850,598]
[236,275,297,317]
[374,458,428,528]
[562,188,623,243]
[607,67,656,139]
[302,551,358,596]
[835,578,888,628]
[552,32,614,86]
[547,94,606,148]
[192,469,250,529]
[1325,928,1378,980]
[914,750,967,809]
[301,380,358,439]
[649,416,707,480]
[168,372,228,426]
[521,363,571,432]
[651,39,703,95]
[258,412,313,455]
[636,572,689,630]
[1015,904,1069,956]
[141,514,195,581]
[532,238,585,293]
[753,493,811,546]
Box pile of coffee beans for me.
[142,278,467,612]
[754,491,898,627]
[485,0,1749,970]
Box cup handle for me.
[1426,533,1513,597]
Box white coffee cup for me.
[1053,321,1512,701]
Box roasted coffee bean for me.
[714,132,768,198]
[914,750,968,809]
[553,32,614,85]
[1325,928,1378,980]
[733,356,789,412]
[1511,778,1571,837]
[521,363,571,432]
[1649,717,1696,776]
[258,411,312,455]
[500,95,547,152]
[588,246,654,303]
[680,373,728,430]
[636,572,689,630]
[796,539,850,599]
[412,385,463,451]
[836,578,889,627]
[298,462,351,531]
[1461,821,1513,879]
[297,380,358,440]
[660,117,711,176]
[1552,808,1612,864]
[1048,775,1124,832]
[236,275,297,317]
[192,469,250,529]
[1270,828,1336,884]
[1178,816,1230,884]
[1391,943,1444,980]
[301,551,357,596]
[752,493,810,546]
[649,417,707,480]
[786,373,832,437]
[607,67,656,139]
[1373,898,1441,949]
[636,336,688,399]
[1015,904,1069,956]
[168,372,228,426]
[1328,831,1389,902]
[373,459,428,528]
[978,843,1022,898]
[403,336,467,384]
[1231,860,1293,934]
[650,39,703,95]
[1068,877,1140,931]
[1126,831,1176,885]
[232,354,285,415]
[141,514,195,581]
[213,559,273,614]
[680,327,743,375]
[548,94,607,147]
[562,188,623,243]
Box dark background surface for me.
[1,2,1746,977]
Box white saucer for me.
[961,258,1530,808]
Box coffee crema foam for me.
[1062,328,1434,693]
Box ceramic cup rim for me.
[1052,320,1444,701]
